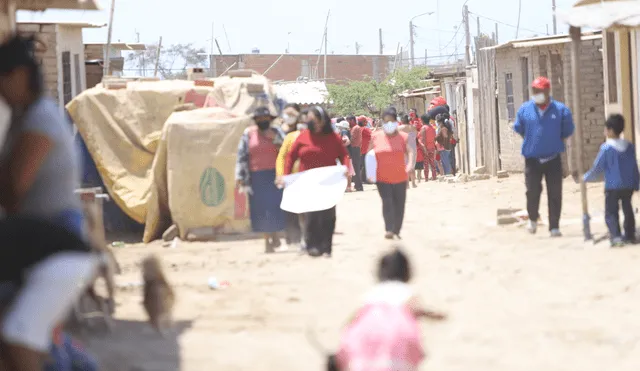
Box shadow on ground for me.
[80,319,192,371]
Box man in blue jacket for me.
[513,77,575,237]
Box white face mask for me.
[297,123,308,131]
[383,121,398,134]
[532,93,546,104]
[283,113,297,124]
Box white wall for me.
[466,67,478,169]
[55,25,87,111]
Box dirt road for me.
[87,174,640,371]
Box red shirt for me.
[248,127,278,171]
[285,130,349,174]
[360,127,372,155]
[372,131,408,184]
[419,124,437,151]
[350,125,363,147]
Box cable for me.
[438,21,464,52]
[413,25,459,35]
[516,0,522,38]
[469,11,546,36]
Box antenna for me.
[223,25,232,53]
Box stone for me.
[497,170,509,179]
[162,224,179,242]
[469,174,490,181]
[472,166,487,175]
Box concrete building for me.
[0,0,98,38]
[488,32,604,172]
[84,42,146,88]
[16,21,105,112]
[210,54,395,83]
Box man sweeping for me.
[513,77,575,237]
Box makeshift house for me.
[274,80,328,108]
[85,42,147,87]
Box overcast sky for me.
[17,0,577,63]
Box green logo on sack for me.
[199,167,225,206]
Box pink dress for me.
[337,282,425,371]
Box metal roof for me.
[483,31,602,51]
[17,20,105,28]
[275,81,329,105]
[85,43,147,50]
[557,0,640,29]
[16,0,100,10]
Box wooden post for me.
[104,0,116,76]
[569,25,591,240]
[153,36,162,77]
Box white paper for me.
[281,165,347,214]
[365,149,377,183]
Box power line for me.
[469,11,546,36]
[438,21,464,52]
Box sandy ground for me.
[83,174,640,371]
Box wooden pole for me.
[463,5,471,66]
[153,36,162,77]
[569,25,591,240]
[379,28,383,54]
[104,0,116,76]
[495,22,499,43]
[392,42,400,71]
[552,0,558,34]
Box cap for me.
[531,77,551,90]
[357,115,367,124]
[253,106,276,118]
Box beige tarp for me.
[144,108,253,242]
[67,72,279,242]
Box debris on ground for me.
[497,170,510,179]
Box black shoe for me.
[307,247,322,257]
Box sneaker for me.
[384,231,394,240]
[527,220,538,234]
[550,229,563,238]
[611,237,625,248]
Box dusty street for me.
[87,174,640,371]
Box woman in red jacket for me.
[284,106,348,258]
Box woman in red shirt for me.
[368,109,415,239]
[284,106,348,258]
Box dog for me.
[141,255,175,335]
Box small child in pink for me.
[336,248,446,371]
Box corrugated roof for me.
[17,0,99,10]
[557,0,640,29]
[18,20,105,28]
[483,31,601,50]
[275,81,328,105]
[85,43,147,50]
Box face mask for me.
[307,120,316,132]
[297,123,308,131]
[257,120,271,130]
[383,121,398,134]
[283,114,297,125]
[532,93,546,105]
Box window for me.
[62,51,72,105]
[520,57,530,102]
[606,31,618,103]
[538,53,548,80]
[549,53,565,103]
[73,54,82,96]
[505,73,515,121]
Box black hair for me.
[444,104,450,112]
[606,114,625,136]
[309,106,333,134]
[410,108,417,112]
[401,115,410,125]
[346,115,356,122]
[285,103,301,113]
[336,117,345,123]
[382,107,398,121]
[0,34,43,96]
[435,113,446,123]
[377,248,411,283]
[420,113,430,124]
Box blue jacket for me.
[513,100,575,159]
[584,139,640,191]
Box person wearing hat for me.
[513,76,575,237]
[236,106,286,252]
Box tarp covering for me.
[67,72,280,242]
[144,108,253,242]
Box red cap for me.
[531,77,551,90]
[357,116,367,124]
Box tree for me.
[126,43,208,79]
[327,66,431,117]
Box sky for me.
[17,0,578,65]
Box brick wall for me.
[210,54,394,82]
[16,23,59,103]
[494,38,604,172]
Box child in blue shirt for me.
[584,114,640,247]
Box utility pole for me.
[495,23,499,43]
[355,42,360,55]
[463,5,471,66]
[379,28,383,54]
[154,36,162,77]
[476,15,480,38]
[424,49,428,66]
[104,0,116,76]
[409,20,415,67]
[324,10,329,81]
[552,0,558,34]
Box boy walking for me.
[584,114,640,247]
